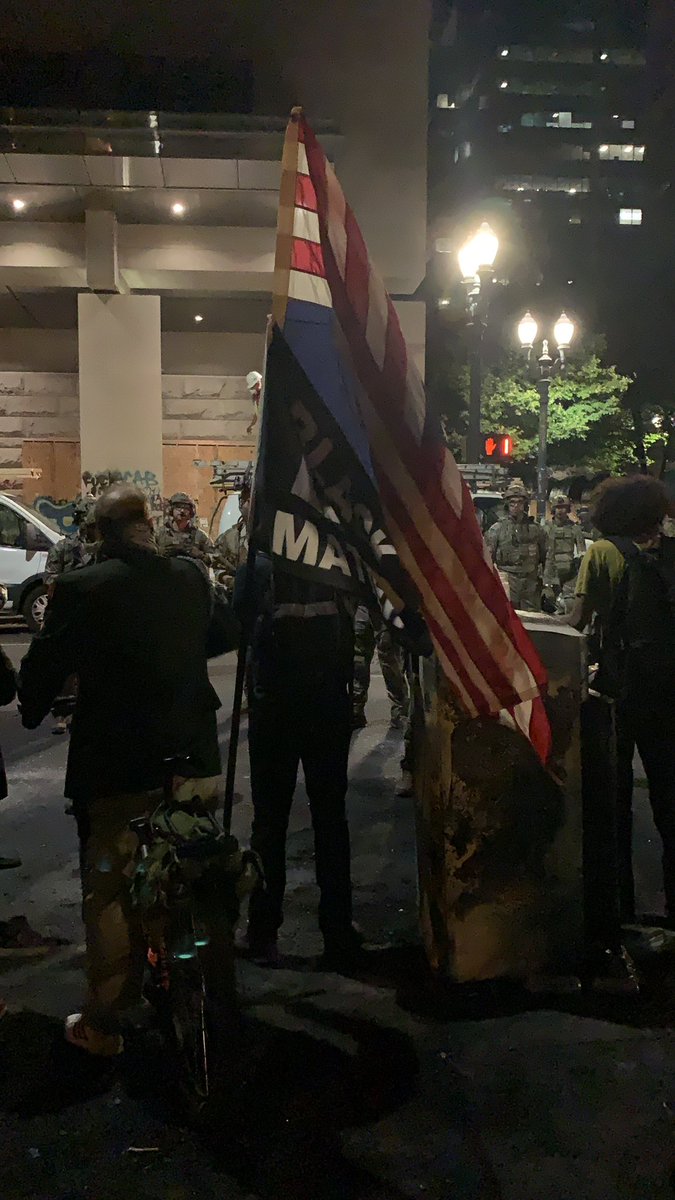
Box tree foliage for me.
[434,336,638,472]
[479,343,636,472]
[480,345,634,470]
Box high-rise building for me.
[429,0,650,376]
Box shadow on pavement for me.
[0,1005,418,1200]
[195,1011,418,1199]
[0,1010,117,1116]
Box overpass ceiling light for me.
[194,313,204,322]
[171,201,186,216]
[11,198,26,212]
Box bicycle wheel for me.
[164,900,237,1121]
[164,906,211,1115]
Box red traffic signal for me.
[483,433,513,462]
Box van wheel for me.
[22,584,49,633]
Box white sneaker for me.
[64,1013,124,1057]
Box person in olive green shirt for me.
[568,476,675,924]
[571,538,627,646]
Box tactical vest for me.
[546,521,584,585]
[489,516,542,577]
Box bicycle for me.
[130,756,261,1120]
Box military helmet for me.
[503,478,529,502]
[550,489,571,509]
[167,492,196,521]
[72,494,96,527]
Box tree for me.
[477,341,636,473]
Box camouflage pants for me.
[505,574,541,613]
[353,606,409,724]
[78,778,221,1034]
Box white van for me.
[0,495,61,631]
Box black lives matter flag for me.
[256,323,412,611]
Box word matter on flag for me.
[254,107,551,763]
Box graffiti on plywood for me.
[34,496,76,536]
[81,468,163,520]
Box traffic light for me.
[482,433,514,463]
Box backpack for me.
[597,536,675,703]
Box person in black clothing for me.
[18,484,233,1054]
[570,476,675,924]
[237,555,359,970]
[0,645,57,958]
[0,645,19,870]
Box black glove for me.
[393,608,433,658]
[541,589,557,615]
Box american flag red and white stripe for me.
[271,109,551,763]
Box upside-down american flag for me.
[256,109,551,764]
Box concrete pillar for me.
[78,293,163,508]
[85,210,125,294]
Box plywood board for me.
[20,441,253,529]
[163,442,254,532]
[22,440,81,505]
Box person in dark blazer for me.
[0,642,17,863]
[18,484,233,1055]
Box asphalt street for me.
[0,633,674,1199]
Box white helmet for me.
[246,370,262,393]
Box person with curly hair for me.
[570,475,675,924]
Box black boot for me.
[320,923,366,973]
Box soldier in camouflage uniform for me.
[543,494,587,614]
[44,497,99,592]
[485,479,547,611]
[214,478,250,585]
[156,493,214,563]
[352,605,409,729]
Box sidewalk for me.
[1,668,675,1198]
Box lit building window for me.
[621,119,635,130]
[568,216,582,224]
[500,80,509,89]
[500,48,509,58]
[521,111,592,129]
[437,93,450,108]
[618,208,642,225]
[499,176,590,194]
[461,142,472,158]
[599,144,645,161]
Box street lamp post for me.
[517,311,575,521]
[458,223,499,462]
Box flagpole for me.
[221,317,272,834]
[221,580,251,835]
[222,109,301,831]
